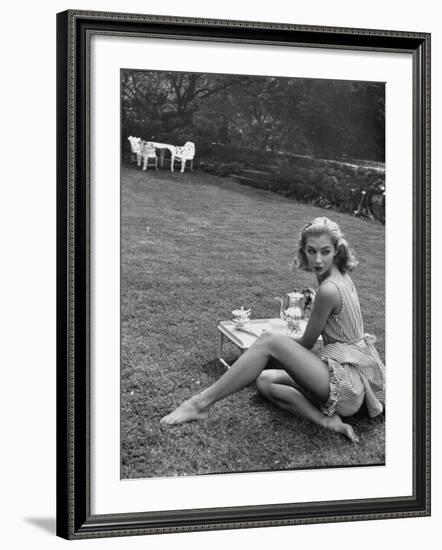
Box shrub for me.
[196,144,385,222]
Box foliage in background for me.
[196,144,385,223]
[122,70,385,161]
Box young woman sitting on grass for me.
[161,217,385,443]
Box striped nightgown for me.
[313,270,385,418]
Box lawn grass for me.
[120,165,385,479]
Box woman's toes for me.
[323,414,359,443]
[344,424,359,444]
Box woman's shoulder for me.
[326,269,354,287]
[320,267,346,287]
[316,278,341,310]
[340,271,357,292]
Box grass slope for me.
[121,166,385,479]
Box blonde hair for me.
[294,217,358,273]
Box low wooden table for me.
[217,318,309,369]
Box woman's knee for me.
[256,370,275,397]
[256,331,285,353]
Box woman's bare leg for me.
[256,370,358,443]
[161,334,358,441]
[161,332,329,424]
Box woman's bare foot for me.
[322,413,359,443]
[160,396,209,425]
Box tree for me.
[121,70,385,161]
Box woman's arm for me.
[294,283,341,349]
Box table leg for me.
[218,333,231,369]
[218,332,224,359]
[219,358,232,369]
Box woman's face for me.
[304,233,336,278]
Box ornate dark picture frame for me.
[56,9,430,540]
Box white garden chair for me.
[141,141,158,171]
[173,141,195,173]
[127,136,142,166]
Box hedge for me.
[196,144,385,223]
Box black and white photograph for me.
[120,69,386,479]
[1,0,439,546]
